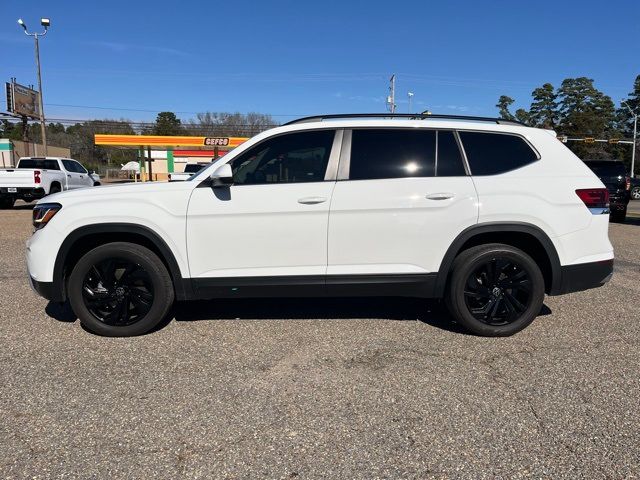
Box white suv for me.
[27,114,614,337]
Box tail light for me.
[625,176,631,191]
[576,188,609,214]
[34,170,41,184]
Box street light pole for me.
[622,100,638,178]
[17,18,50,156]
[407,92,414,114]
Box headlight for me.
[32,203,62,231]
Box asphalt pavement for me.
[0,201,639,478]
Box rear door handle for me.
[298,196,327,205]
[426,193,455,201]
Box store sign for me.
[203,137,230,147]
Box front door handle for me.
[298,196,327,205]
[426,193,455,201]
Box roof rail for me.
[283,113,526,127]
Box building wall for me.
[0,140,71,167]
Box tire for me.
[67,242,174,336]
[93,182,101,186]
[0,196,15,209]
[445,243,545,337]
[610,207,627,223]
[49,183,61,195]
[631,187,640,201]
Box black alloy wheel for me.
[82,258,154,326]
[463,258,532,326]
[68,242,174,336]
[445,243,545,336]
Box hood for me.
[39,180,193,206]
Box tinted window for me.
[62,160,87,174]
[583,161,626,177]
[231,130,334,185]
[350,129,435,180]
[184,164,206,173]
[437,131,466,176]
[459,132,538,175]
[17,158,60,170]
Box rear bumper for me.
[550,259,613,295]
[0,187,45,199]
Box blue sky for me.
[2,0,638,124]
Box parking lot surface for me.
[1,202,639,478]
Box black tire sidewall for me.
[68,243,174,336]
[447,245,545,337]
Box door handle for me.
[67,175,71,178]
[298,196,327,205]
[425,193,455,201]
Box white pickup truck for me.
[0,157,100,208]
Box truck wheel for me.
[0,197,15,209]
[49,183,61,195]
[67,242,174,336]
[445,243,545,337]
[610,207,627,223]
[0,197,16,210]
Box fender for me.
[52,223,191,301]
[434,222,562,297]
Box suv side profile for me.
[27,114,614,337]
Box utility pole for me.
[622,101,638,178]
[387,75,396,113]
[17,17,50,156]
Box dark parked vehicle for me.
[582,160,630,222]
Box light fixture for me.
[41,18,50,27]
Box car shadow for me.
[172,297,467,333]
[45,297,553,336]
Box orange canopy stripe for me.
[94,134,249,147]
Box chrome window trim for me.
[324,129,343,181]
[337,129,352,180]
[454,130,472,175]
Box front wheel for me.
[445,244,545,336]
[631,187,640,200]
[67,242,174,336]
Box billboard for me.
[5,82,40,119]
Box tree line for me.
[0,112,277,169]
[497,75,639,164]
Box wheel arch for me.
[435,222,561,297]
[52,223,190,302]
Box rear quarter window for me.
[459,132,538,175]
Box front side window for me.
[62,160,78,173]
[349,129,436,180]
[71,161,88,174]
[459,132,538,176]
[230,130,335,185]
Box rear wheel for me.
[631,187,640,200]
[68,242,174,336]
[0,196,15,209]
[610,207,627,223]
[445,243,545,336]
[49,183,61,195]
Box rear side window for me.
[437,131,466,176]
[459,132,538,175]
[349,129,436,180]
[17,159,60,170]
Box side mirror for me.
[209,163,233,187]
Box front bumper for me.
[551,259,614,295]
[29,275,61,302]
